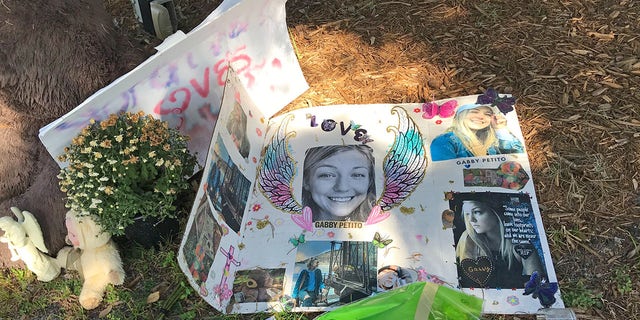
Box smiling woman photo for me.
[430,103,524,161]
[302,145,377,222]
[455,199,545,288]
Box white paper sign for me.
[39,0,308,166]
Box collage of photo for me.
[177,70,562,314]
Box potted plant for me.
[58,111,198,246]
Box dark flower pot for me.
[123,215,180,249]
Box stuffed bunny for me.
[0,207,60,281]
[56,210,125,310]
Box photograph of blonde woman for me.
[453,196,545,288]
[430,103,524,161]
[302,145,376,222]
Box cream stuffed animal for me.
[56,210,125,310]
[0,207,60,281]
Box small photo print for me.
[450,192,547,289]
[292,240,378,308]
[181,196,223,286]
[230,268,286,304]
[463,161,530,190]
[301,145,376,223]
[206,136,252,233]
[226,102,251,159]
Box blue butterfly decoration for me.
[476,87,516,115]
[523,271,558,308]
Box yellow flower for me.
[72,136,85,146]
[94,152,103,159]
[148,151,156,158]
[115,135,123,142]
[100,140,112,148]
[122,156,139,165]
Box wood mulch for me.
[107,0,640,319]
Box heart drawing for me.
[365,205,391,225]
[460,256,494,287]
[291,206,313,232]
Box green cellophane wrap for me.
[315,282,483,320]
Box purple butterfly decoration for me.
[476,88,516,114]
[422,100,457,119]
[523,271,558,308]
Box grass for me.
[561,280,604,310]
[0,236,309,319]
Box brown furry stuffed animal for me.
[56,210,125,310]
[0,0,149,267]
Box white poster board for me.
[177,69,564,315]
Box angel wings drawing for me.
[257,106,427,229]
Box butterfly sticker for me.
[476,87,516,115]
[349,120,362,130]
[372,232,393,248]
[289,233,306,246]
[287,233,306,254]
[422,100,458,119]
[359,135,374,145]
[523,271,558,308]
